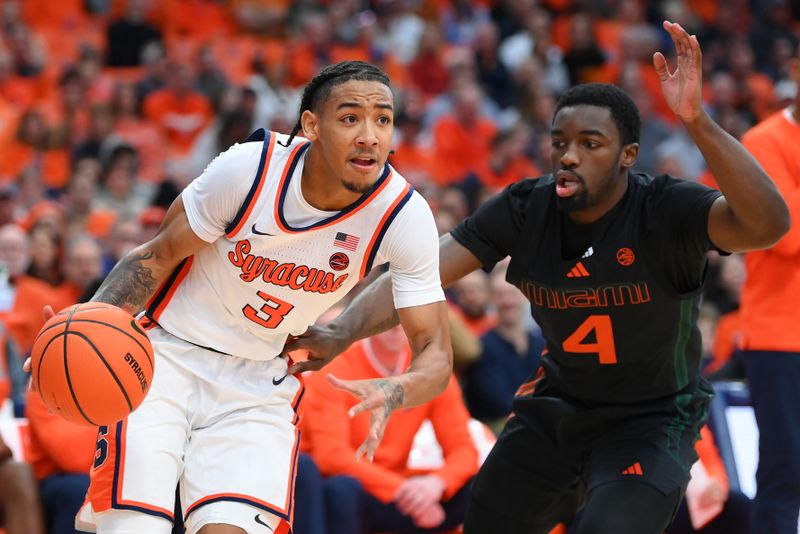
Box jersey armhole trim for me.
[359,183,414,278]
[224,130,276,237]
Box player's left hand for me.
[326,373,406,462]
[653,20,703,123]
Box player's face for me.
[310,80,394,194]
[550,105,637,221]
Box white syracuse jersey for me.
[145,129,443,360]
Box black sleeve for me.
[450,179,537,270]
[647,176,723,294]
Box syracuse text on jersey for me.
[228,239,349,294]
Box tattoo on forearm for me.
[366,312,400,337]
[93,251,157,313]
[376,380,405,418]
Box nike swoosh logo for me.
[254,514,274,531]
[251,224,275,236]
[272,374,287,386]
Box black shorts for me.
[470,377,713,527]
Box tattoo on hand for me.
[376,380,404,418]
[93,251,157,313]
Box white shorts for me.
[76,326,302,534]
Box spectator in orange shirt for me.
[25,389,96,534]
[475,126,540,191]
[431,81,497,186]
[737,42,800,534]
[303,325,479,533]
[143,61,212,155]
[0,224,52,354]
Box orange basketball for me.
[30,302,154,426]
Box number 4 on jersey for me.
[562,314,617,364]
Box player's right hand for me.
[23,305,56,389]
[284,324,352,375]
[326,373,406,462]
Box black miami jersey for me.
[452,172,722,404]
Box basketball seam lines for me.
[63,307,99,426]
[67,330,134,412]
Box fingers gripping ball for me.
[30,303,154,426]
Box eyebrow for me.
[335,102,394,111]
[550,128,609,138]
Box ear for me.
[300,110,319,141]
[620,143,639,168]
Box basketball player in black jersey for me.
[286,22,789,533]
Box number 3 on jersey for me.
[562,314,617,364]
[243,290,294,329]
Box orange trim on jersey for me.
[359,182,412,278]
[86,420,174,519]
[273,145,394,234]
[514,366,545,398]
[226,134,276,238]
[147,256,195,322]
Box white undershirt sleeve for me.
[181,141,262,243]
[378,192,445,309]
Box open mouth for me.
[555,170,581,198]
[350,157,377,170]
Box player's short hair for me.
[553,83,641,145]
[282,61,391,146]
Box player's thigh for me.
[466,416,581,531]
[575,481,682,534]
[180,405,298,533]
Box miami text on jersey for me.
[519,279,651,309]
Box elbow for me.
[759,202,791,248]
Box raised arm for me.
[92,195,208,314]
[654,21,790,252]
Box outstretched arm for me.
[287,233,482,374]
[654,21,790,252]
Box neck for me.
[301,145,362,211]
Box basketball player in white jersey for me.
[31,61,452,534]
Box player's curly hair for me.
[553,83,641,145]
[280,61,391,147]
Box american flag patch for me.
[334,232,360,251]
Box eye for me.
[342,115,357,124]
[377,115,392,125]
[551,140,565,149]
[583,140,600,149]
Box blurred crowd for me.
[0,0,797,533]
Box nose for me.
[356,121,379,148]
[560,142,579,168]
